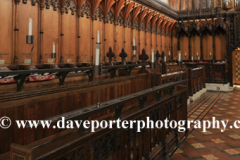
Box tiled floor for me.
[171,90,240,160]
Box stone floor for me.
[171,89,240,160]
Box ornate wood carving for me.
[94,6,103,21]
[133,19,139,30]
[146,23,151,33]
[126,17,131,28]
[64,0,77,15]
[80,1,91,18]
[45,0,60,11]
[23,0,39,6]
[140,21,145,31]
[116,14,123,26]
[56,146,84,160]
[106,11,114,24]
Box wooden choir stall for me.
[0,0,239,159]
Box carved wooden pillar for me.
[59,7,64,63]
[77,9,81,63]
[39,0,45,64]
[138,27,140,61]
[14,0,20,65]
[103,19,107,62]
[200,33,203,61]
[188,34,192,61]
[212,33,216,62]
[131,25,134,61]
[91,17,94,62]
[114,21,117,61]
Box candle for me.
[95,48,100,65]
[185,52,187,57]
[210,52,212,57]
[97,31,100,43]
[178,52,181,62]
[197,52,198,56]
[151,49,155,63]
[133,37,136,46]
[53,42,55,53]
[164,55,167,62]
[28,18,33,36]
[191,56,193,61]
[169,51,171,56]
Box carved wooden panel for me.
[191,35,200,60]
[18,2,39,65]
[202,34,213,60]
[173,36,178,60]
[146,32,151,57]
[215,33,227,60]
[232,50,240,84]
[115,25,123,62]
[0,0,13,65]
[80,16,91,62]
[62,13,77,63]
[125,27,132,61]
[140,31,145,54]
[42,6,60,64]
[180,36,189,60]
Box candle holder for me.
[133,46,137,62]
[150,61,156,69]
[26,35,34,70]
[52,52,56,68]
[96,63,103,108]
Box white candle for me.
[28,18,33,36]
[191,56,193,61]
[198,56,200,60]
[210,52,212,57]
[178,52,181,62]
[197,52,198,56]
[53,42,55,53]
[151,49,155,63]
[95,48,100,65]
[185,52,187,57]
[169,51,171,56]
[97,31,100,43]
[164,55,167,62]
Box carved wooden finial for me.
[107,47,115,65]
[119,48,128,65]
[139,49,149,62]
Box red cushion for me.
[0,78,16,84]
[28,75,56,82]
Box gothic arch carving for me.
[45,0,60,11]
[126,17,131,28]
[64,0,77,15]
[80,1,91,18]
[106,11,114,24]
[94,6,103,21]
[23,0,39,6]
[117,14,123,26]
[146,23,151,33]
[133,19,139,30]
[152,25,156,34]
